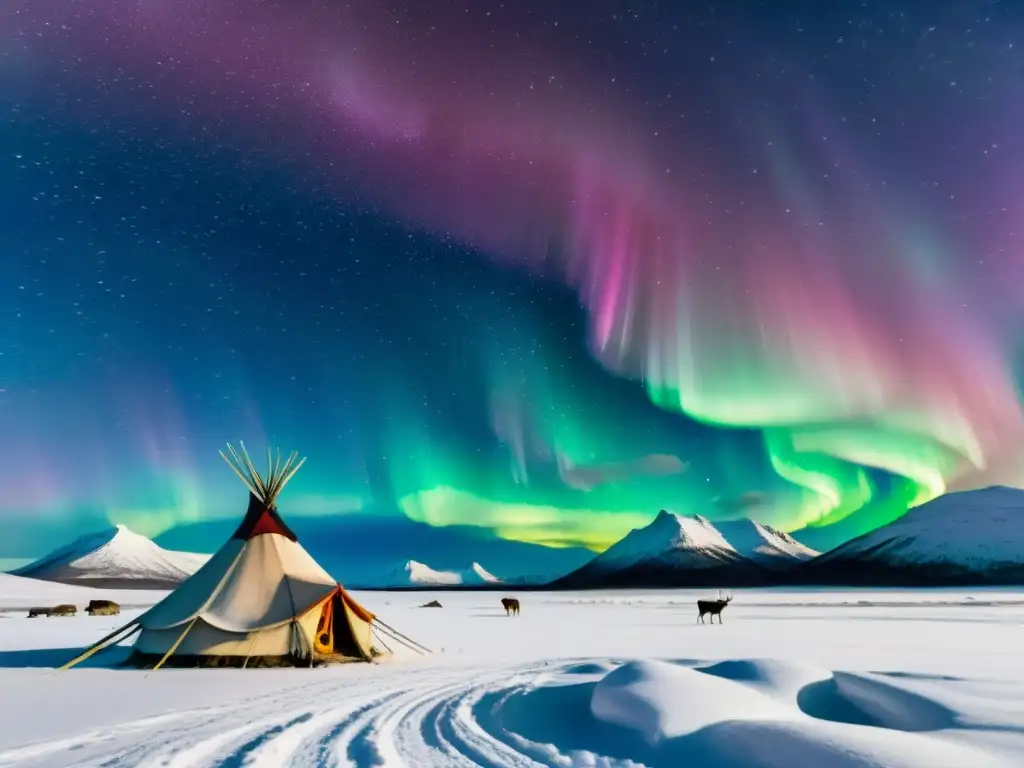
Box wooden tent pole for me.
[373,622,428,656]
[242,630,261,669]
[371,626,393,654]
[59,621,140,671]
[148,616,198,673]
[373,619,432,653]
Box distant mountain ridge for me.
[12,524,210,589]
[362,559,503,588]
[154,511,592,586]
[713,519,819,570]
[800,486,1024,585]
[554,511,779,588]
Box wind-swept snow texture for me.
[2,590,1024,765]
[2,588,1024,767]
[806,485,1024,585]
[11,525,209,589]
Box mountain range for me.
[8,486,1024,590]
[557,486,1024,588]
[799,485,1024,585]
[363,560,503,588]
[153,511,592,585]
[553,511,816,588]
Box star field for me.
[2,0,1023,557]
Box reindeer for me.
[49,604,77,617]
[697,592,732,624]
[501,597,520,616]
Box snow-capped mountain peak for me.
[376,560,503,587]
[590,510,740,572]
[464,562,500,584]
[812,485,1024,580]
[394,560,463,586]
[554,509,768,588]
[13,524,210,588]
[713,519,819,569]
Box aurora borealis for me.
[3,0,1024,560]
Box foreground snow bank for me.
[581,659,1007,766]
[2,590,1023,766]
[0,657,1016,767]
[591,660,793,742]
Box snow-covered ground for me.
[1,587,1024,766]
[0,572,167,611]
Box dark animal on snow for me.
[86,599,121,616]
[419,600,443,609]
[501,597,520,616]
[697,594,732,624]
[27,607,51,618]
[50,604,77,617]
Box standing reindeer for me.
[697,592,732,624]
[501,597,520,616]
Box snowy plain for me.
[1,586,1024,767]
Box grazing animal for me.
[27,607,51,618]
[50,604,77,617]
[501,597,520,616]
[86,599,121,616]
[697,594,732,624]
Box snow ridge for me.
[12,524,209,588]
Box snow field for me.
[1,588,1023,766]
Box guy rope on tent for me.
[60,442,430,670]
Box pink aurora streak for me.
[15,0,1024,511]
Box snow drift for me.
[11,525,210,589]
[802,485,1024,585]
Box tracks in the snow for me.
[0,662,571,768]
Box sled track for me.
[0,661,593,768]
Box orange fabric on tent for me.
[314,597,335,654]
[340,587,375,623]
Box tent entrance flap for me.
[314,597,335,654]
[312,592,366,659]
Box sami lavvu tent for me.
[63,444,426,670]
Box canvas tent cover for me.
[62,445,411,670]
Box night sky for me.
[3,0,1024,559]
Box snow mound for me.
[591,660,793,742]
[12,525,209,589]
[811,486,1024,581]
[526,659,1011,767]
[714,519,820,568]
